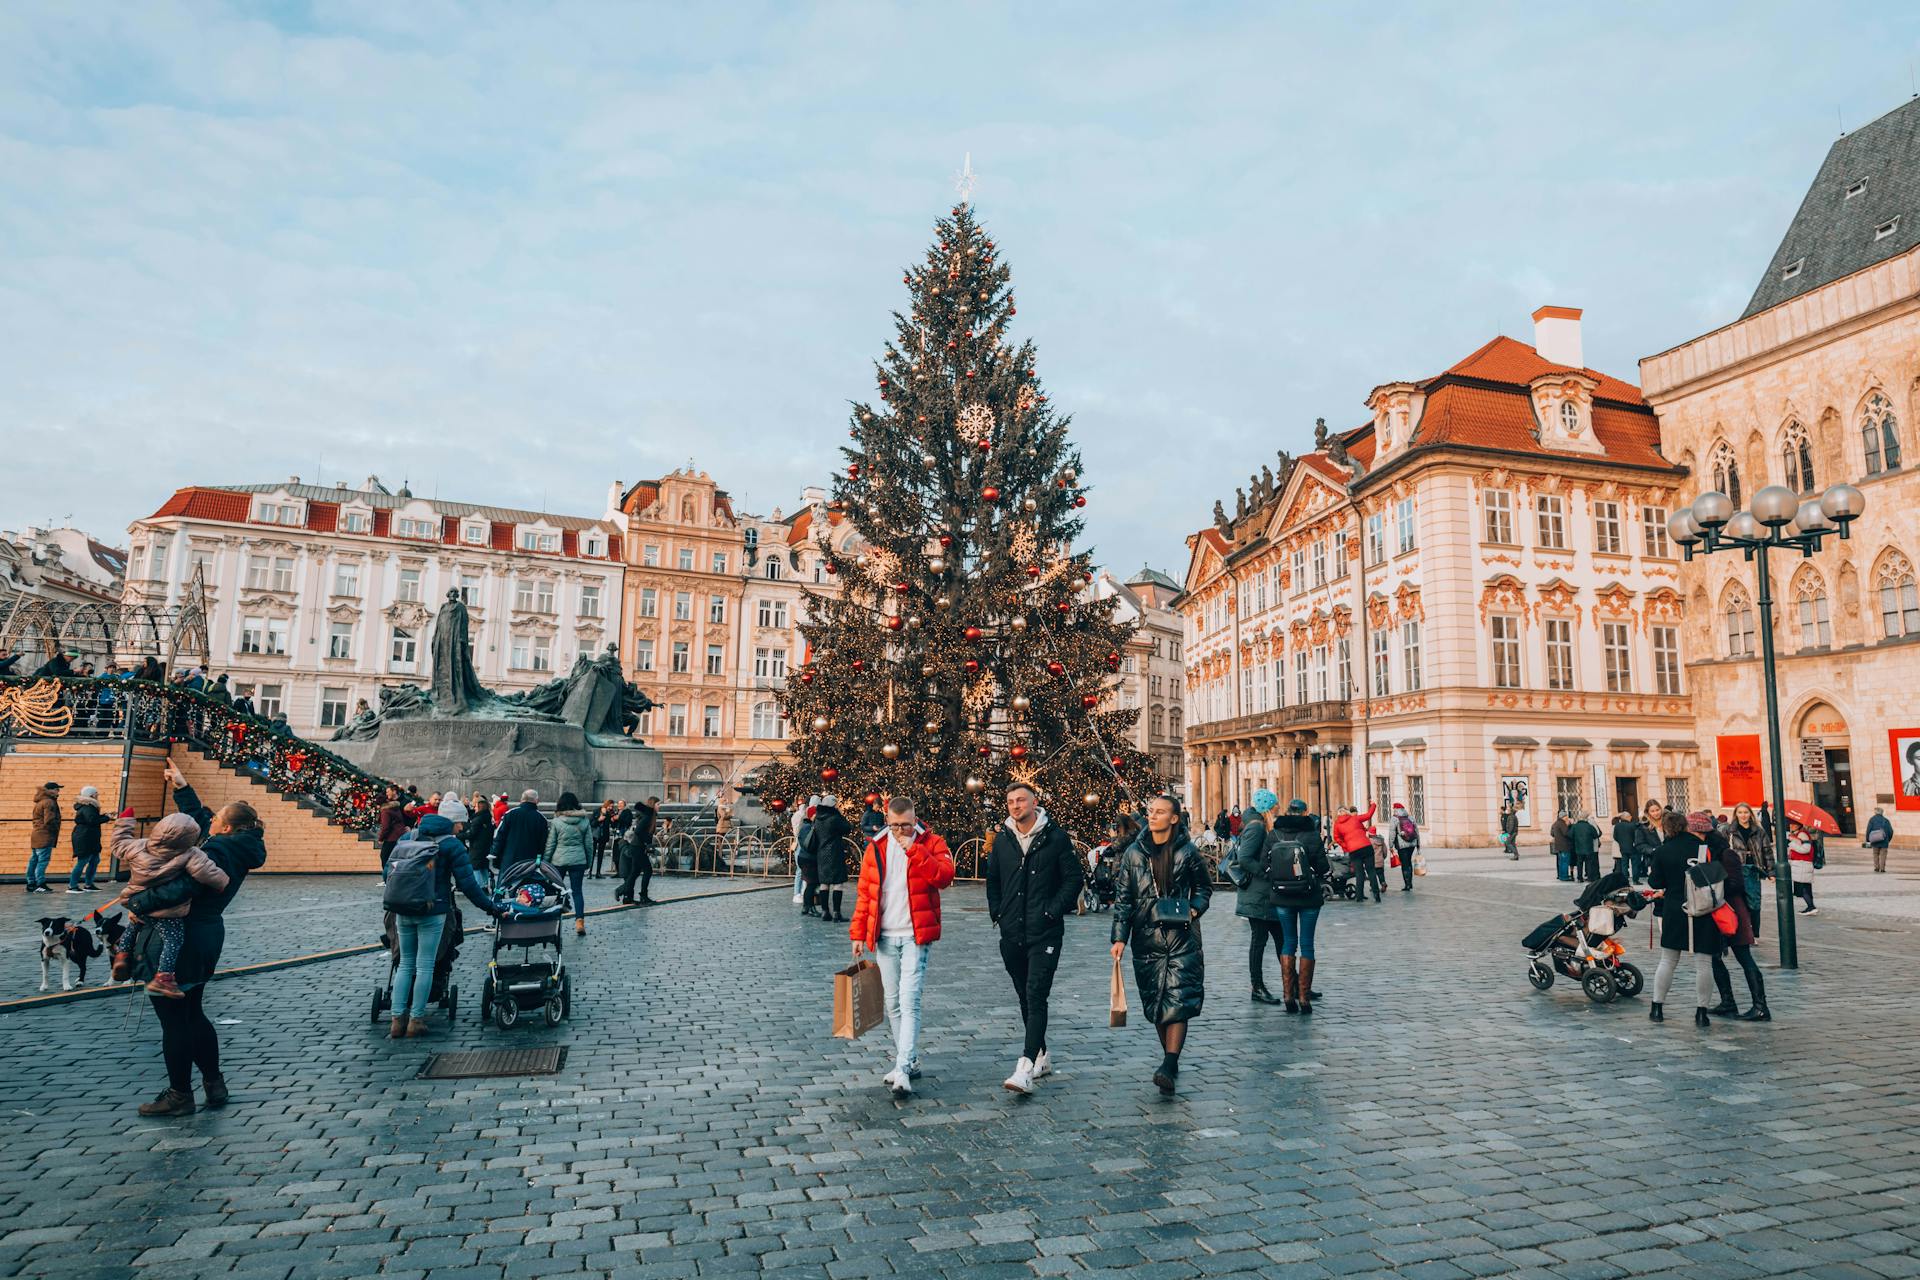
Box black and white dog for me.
[37,913,124,991]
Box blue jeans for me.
[1555,851,1571,881]
[1278,905,1320,959]
[25,847,53,889]
[393,913,448,1019]
[566,865,586,920]
[871,935,928,1076]
[68,853,100,890]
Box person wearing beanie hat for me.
[436,795,470,824]
[1231,789,1286,1003]
[66,784,108,893]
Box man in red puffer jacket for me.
[1331,801,1376,860]
[848,795,955,1099]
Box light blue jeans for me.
[393,912,449,1019]
[25,847,53,889]
[871,934,928,1076]
[1278,905,1321,959]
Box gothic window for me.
[1723,585,1756,658]
[1862,393,1902,475]
[1877,551,1920,638]
[1781,421,1816,494]
[1794,569,1831,649]
[1709,440,1742,508]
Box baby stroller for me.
[1323,846,1355,901]
[371,903,462,1026]
[481,860,572,1030]
[1522,871,1649,1004]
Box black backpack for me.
[1263,837,1310,888]
[383,838,444,916]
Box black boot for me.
[1740,1004,1771,1022]
[1251,985,1281,1005]
[1648,1002,1663,1023]
[1694,1007,1711,1028]
[1153,1052,1178,1094]
[1709,998,1738,1016]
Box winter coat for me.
[807,805,855,885]
[544,810,592,868]
[377,799,410,844]
[1631,820,1662,862]
[1112,830,1212,1026]
[130,783,268,986]
[107,811,229,921]
[1725,819,1772,874]
[1611,815,1636,853]
[1234,813,1329,918]
[494,801,550,870]
[1500,810,1520,840]
[1715,834,1755,947]
[204,678,232,706]
[985,809,1083,945]
[859,808,887,841]
[1647,833,1727,954]
[69,799,107,857]
[795,816,816,871]
[848,828,956,948]
[1331,802,1376,854]
[466,809,494,863]
[401,814,502,918]
[1549,817,1572,855]
[1867,814,1895,848]
[29,787,61,848]
[1570,819,1601,861]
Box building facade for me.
[0,525,127,607]
[125,477,626,738]
[1641,98,1920,846]
[1182,309,1697,845]
[1092,567,1187,785]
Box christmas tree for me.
[761,202,1164,848]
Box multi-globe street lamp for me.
[1667,481,1866,969]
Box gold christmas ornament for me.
[936,595,951,609]
[1011,694,1031,712]
[1084,792,1101,806]
[1022,497,1038,514]
[924,718,941,732]
[1010,615,1028,632]
[811,715,831,732]
[965,776,985,793]
[928,557,946,574]
[881,743,901,760]
[920,663,936,677]
[907,615,922,628]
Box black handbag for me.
[1150,895,1192,926]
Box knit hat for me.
[1287,798,1308,814]
[149,812,201,851]
[1250,789,1279,814]
[78,785,99,801]
[820,794,839,809]
[1686,810,1714,835]
[438,795,470,824]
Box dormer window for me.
[256,503,302,526]
[1560,401,1581,436]
[1781,258,1803,281]
[1846,177,1868,199]
[582,535,604,557]
[394,517,436,539]
[518,530,559,553]
[340,511,370,534]
[462,523,487,545]
[1876,215,1900,241]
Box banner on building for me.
[1892,728,1920,813]
[1499,776,1532,827]
[1716,734,1765,806]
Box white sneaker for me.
[1032,1049,1053,1079]
[884,1070,912,1098]
[792,893,804,904]
[1003,1057,1035,1094]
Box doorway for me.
[1813,749,1856,836]
[1614,776,1640,818]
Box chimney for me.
[1531,306,1584,369]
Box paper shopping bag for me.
[1109,956,1129,1027]
[832,958,884,1039]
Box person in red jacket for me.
[849,795,956,1099]
[1331,802,1376,858]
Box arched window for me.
[764,557,783,581]
[1709,440,1742,508]
[1793,569,1831,648]
[1560,401,1580,436]
[1878,551,1920,638]
[1150,705,1165,738]
[1863,393,1903,475]
[1724,586,1756,658]
[750,700,783,739]
[1168,706,1183,736]
[1782,421,1816,494]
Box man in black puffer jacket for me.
[985,783,1083,1095]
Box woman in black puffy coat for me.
[806,797,854,922]
[1111,795,1212,1094]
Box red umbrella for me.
[1783,799,1840,836]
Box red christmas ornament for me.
[964,659,980,674]
[1111,756,1126,769]
[938,534,953,549]
[885,616,903,631]
[1106,651,1121,670]
[1073,495,1087,508]
[800,670,816,685]
[894,582,910,595]
[981,486,1000,502]
[287,751,308,772]
[1056,601,1071,613]
[769,798,788,813]
[946,339,957,351]
[851,658,866,672]
[1009,745,1028,760]
[825,562,837,575]
[978,438,991,452]
[848,463,861,478]
[1082,694,1099,708]
[1026,565,1040,578]
[964,626,983,641]
[864,792,880,806]
[978,746,992,757]
[820,767,840,783]
[1046,661,1065,676]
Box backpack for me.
[1395,817,1418,847]
[1262,837,1311,889]
[1683,845,1727,918]
[383,838,445,916]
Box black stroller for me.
[371,903,462,1026]
[481,860,571,1030]
[1523,871,1649,1003]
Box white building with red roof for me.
[1180,308,1697,846]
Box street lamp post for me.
[1667,481,1865,970]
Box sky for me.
[4,2,1918,579]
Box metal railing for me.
[0,675,395,834]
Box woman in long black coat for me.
[807,798,854,923]
[1112,795,1212,1094]
[1645,811,1727,1028]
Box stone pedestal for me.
[329,719,663,803]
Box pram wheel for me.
[543,997,563,1028]
[1612,963,1644,999]
[445,983,458,1023]
[1526,961,1554,991]
[370,986,385,1023]
[479,975,494,1025]
[560,972,572,1020]
[494,997,519,1029]
[1581,969,1618,1003]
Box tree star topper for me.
[955,152,978,205]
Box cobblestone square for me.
[1,858,1916,1279]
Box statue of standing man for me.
[430,589,487,715]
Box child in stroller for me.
[1522,870,1650,1004]
[483,859,573,1029]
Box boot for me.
[1251,983,1281,1005]
[1648,1002,1663,1023]
[1298,959,1316,1015]
[138,1087,195,1117]
[1711,970,1737,1016]
[1280,956,1299,1013]
[1740,1004,1772,1022]
[405,1020,428,1037]
[575,919,585,937]
[111,950,134,982]
[202,1075,229,1107]
[1694,1007,1711,1028]
[389,1016,409,1039]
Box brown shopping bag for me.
[1109,956,1129,1027]
[832,958,885,1039]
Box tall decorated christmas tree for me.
[761,201,1163,846]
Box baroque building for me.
[1181,309,1695,845]
[125,477,626,738]
[1091,567,1186,784]
[1642,97,1920,845]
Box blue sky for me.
[3,2,1917,578]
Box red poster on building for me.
[1890,729,1920,812]
[1716,734,1765,806]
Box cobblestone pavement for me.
[2,865,1917,1279]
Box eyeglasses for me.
[887,821,915,832]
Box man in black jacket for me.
[985,783,1083,1095]
[618,797,658,904]
[494,790,549,875]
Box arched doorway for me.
[689,764,725,805]
[1795,701,1855,835]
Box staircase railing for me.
[0,675,395,834]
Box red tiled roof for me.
[1441,334,1646,405]
[489,522,510,551]
[372,509,391,537]
[1406,383,1668,469]
[561,530,578,557]
[149,488,251,522]
[306,501,339,533]
[1296,454,1352,485]
[621,482,660,515]
[441,516,459,545]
